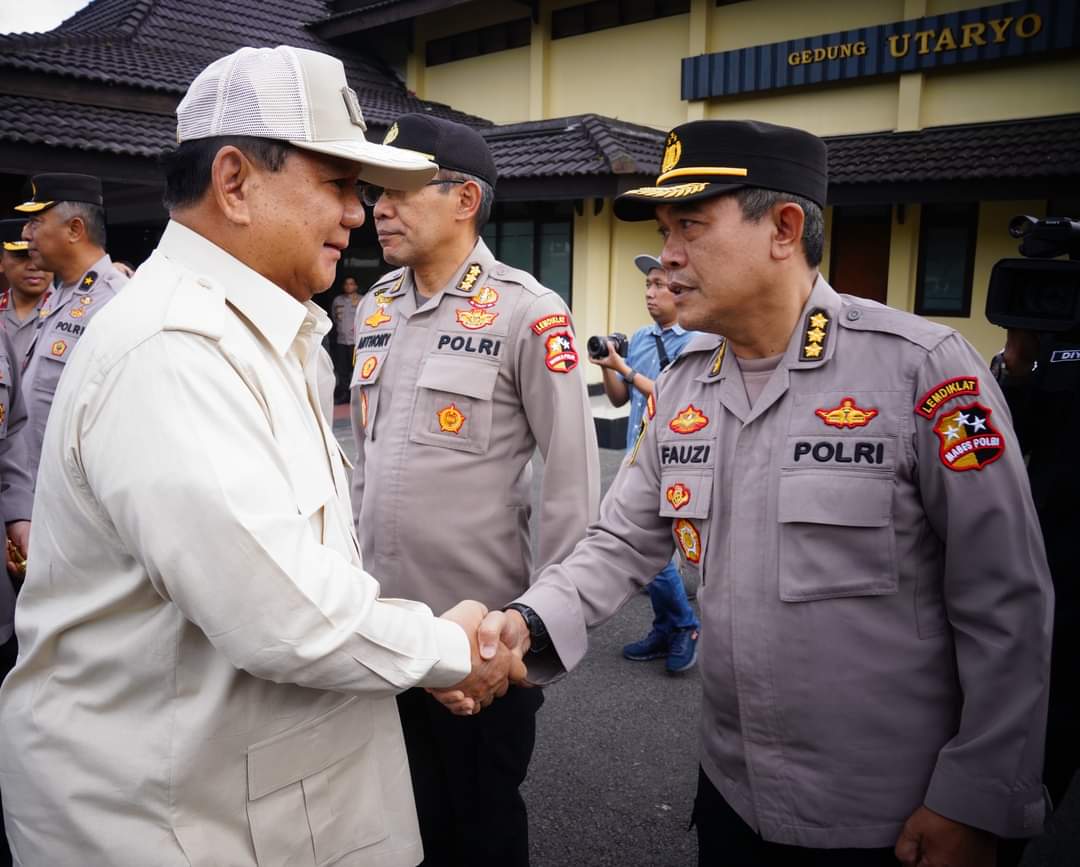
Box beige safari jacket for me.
[0,222,471,867]
[350,239,599,613]
[517,276,1053,848]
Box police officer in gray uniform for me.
[351,114,600,866]
[476,121,1053,867]
[0,220,51,362]
[16,174,127,483]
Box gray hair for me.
[733,188,824,268]
[53,201,107,248]
[436,169,494,232]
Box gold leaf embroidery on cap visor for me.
[622,182,709,199]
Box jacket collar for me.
[158,220,324,357]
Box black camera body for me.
[986,216,1080,393]
[587,332,629,360]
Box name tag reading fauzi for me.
[660,444,711,465]
[437,334,502,357]
[793,441,886,465]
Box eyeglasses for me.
[361,178,467,208]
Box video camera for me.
[986,215,1080,391]
[587,332,628,360]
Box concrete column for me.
[572,199,614,384]
[406,19,425,97]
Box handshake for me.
[431,601,533,716]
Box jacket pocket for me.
[246,698,388,867]
[659,470,712,583]
[409,356,499,454]
[777,470,897,601]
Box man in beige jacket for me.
[0,46,516,867]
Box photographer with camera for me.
[988,215,1080,812]
[590,254,701,673]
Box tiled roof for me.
[827,114,1080,185]
[483,115,664,179]
[0,0,489,128]
[0,93,173,158]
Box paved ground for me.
[333,413,1078,866]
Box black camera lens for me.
[587,336,607,359]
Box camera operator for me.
[589,254,702,673]
[988,217,1080,810]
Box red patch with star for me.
[666,483,691,511]
[933,402,1005,472]
[815,397,878,429]
[669,404,708,435]
[544,331,578,373]
[673,519,701,564]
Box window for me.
[481,202,575,306]
[551,0,690,40]
[425,18,531,66]
[915,203,978,317]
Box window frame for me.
[914,202,979,318]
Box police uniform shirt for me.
[0,327,34,645]
[331,292,360,346]
[623,322,695,451]
[349,238,600,614]
[0,289,46,363]
[22,253,126,482]
[514,275,1052,847]
[0,221,471,866]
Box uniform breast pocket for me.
[777,471,897,601]
[409,356,499,454]
[32,351,68,396]
[659,468,713,581]
[246,698,388,867]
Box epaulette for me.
[162,270,227,341]
[368,267,406,293]
[488,262,547,298]
[838,295,953,352]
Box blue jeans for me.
[648,559,699,635]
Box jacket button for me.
[846,309,861,321]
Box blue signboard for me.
[682,0,1078,100]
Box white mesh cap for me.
[176,46,438,189]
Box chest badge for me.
[933,402,1005,472]
[470,286,499,309]
[669,404,708,434]
[364,306,391,329]
[80,295,93,306]
[544,332,578,373]
[70,307,85,319]
[673,518,701,564]
[666,483,691,510]
[815,397,878,429]
[359,356,378,380]
[455,308,498,330]
[51,339,67,357]
[437,403,466,434]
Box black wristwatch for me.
[504,603,550,653]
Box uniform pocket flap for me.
[247,698,372,800]
[658,470,713,519]
[778,472,892,528]
[417,357,498,400]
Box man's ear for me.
[65,215,87,245]
[211,146,256,227]
[771,201,806,262]
[456,180,482,225]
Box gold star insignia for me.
[803,343,823,358]
[809,312,828,330]
[806,327,825,343]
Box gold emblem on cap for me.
[625,182,709,199]
[661,132,682,175]
[384,123,399,145]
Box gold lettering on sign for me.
[888,33,911,58]
[935,26,957,51]
[914,29,935,55]
[1016,13,1042,38]
[787,40,866,66]
[989,17,1014,43]
[960,22,987,47]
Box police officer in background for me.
[0,221,52,361]
[351,114,600,866]
[331,275,361,403]
[16,173,127,483]
[474,120,1053,867]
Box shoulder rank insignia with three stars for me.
[800,309,829,362]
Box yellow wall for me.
[421,47,531,125]
[547,14,688,130]
[920,57,1080,127]
[706,80,900,136]
[708,0,906,52]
